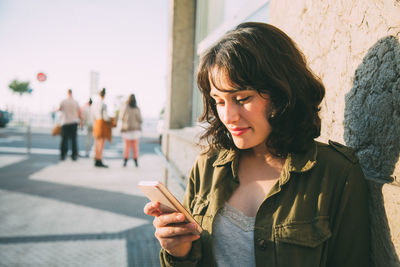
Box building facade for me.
[162,0,400,265]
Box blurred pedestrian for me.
[119,94,142,167]
[58,89,81,161]
[81,98,94,157]
[92,88,111,167]
[50,111,56,124]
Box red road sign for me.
[37,72,47,82]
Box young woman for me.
[119,94,142,167]
[144,22,370,267]
[92,88,111,168]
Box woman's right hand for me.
[144,201,201,258]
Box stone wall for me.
[270,0,400,265]
[270,0,400,143]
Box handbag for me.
[52,125,61,136]
[111,117,117,128]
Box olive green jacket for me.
[160,141,370,267]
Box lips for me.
[228,127,250,136]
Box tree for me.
[8,79,32,96]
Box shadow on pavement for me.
[0,154,152,221]
[0,153,161,266]
[0,224,161,267]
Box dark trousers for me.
[60,123,78,159]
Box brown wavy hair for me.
[127,94,138,108]
[197,22,325,157]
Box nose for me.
[220,102,240,125]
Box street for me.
[0,126,162,267]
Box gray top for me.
[212,203,256,267]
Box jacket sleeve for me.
[328,162,371,267]
[159,159,203,267]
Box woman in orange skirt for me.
[92,88,112,167]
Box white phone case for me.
[138,180,203,234]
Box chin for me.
[233,137,268,151]
[232,140,252,150]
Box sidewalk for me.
[0,153,164,266]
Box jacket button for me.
[257,239,267,250]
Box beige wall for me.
[270,1,400,265]
[270,0,400,177]
[270,0,400,140]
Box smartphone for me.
[138,180,203,234]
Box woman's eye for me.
[236,96,250,104]
[212,99,224,106]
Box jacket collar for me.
[287,141,317,173]
[213,149,236,167]
[212,148,239,180]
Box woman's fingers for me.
[143,201,162,216]
[158,234,200,249]
[153,212,186,227]
[154,222,198,238]
[143,202,200,255]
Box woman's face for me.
[210,75,272,151]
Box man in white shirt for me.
[59,89,81,160]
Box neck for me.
[245,145,285,167]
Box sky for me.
[0,0,169,119]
